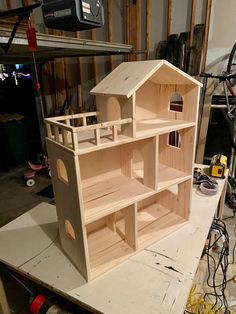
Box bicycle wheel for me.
[227,43,236,74]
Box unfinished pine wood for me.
[201,0,212,73]
[46,140,90,281]
[167,0,174,36]
[46,60,200,281]
[190,0,197,46]
[91,60,201,98]
[146,0,151,60]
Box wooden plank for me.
[122,204,137,250]
[76,32,85,110]
[72,132,79,150]
[62,129,69,147]
[167,0,174,37]
[195,78,214,163]
[106,214,116,232]
[94,128,101,146]
[129,2,136,61]
[91,60,201,98]
[46,123,53,139]
[54,126,60,143]
[190,0,197,46]
[51,112,97,121]
[91,29,99,85]
[141,137,158,190]
[83,175,153,224]
[46,140,90,281]
[6,0,12,10]
[159,127,195,175]
[146,0,151,60]
[107,0,115,70]
[135,0,142,61]
[201,0,212,73]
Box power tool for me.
[209,154,227,179]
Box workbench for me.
[0,167,227,314]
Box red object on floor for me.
[30,294,46,314]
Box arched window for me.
[65,220,76,240]
[57,159,68,184]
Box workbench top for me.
[0,168,227,314]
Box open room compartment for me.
[135,78,199,137]
[157,127,195,190]
[137,179,191,249]
[79,137,158,225]
[86,204,137,279]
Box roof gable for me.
[90,60,202,98]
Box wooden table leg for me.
[0,276,10,314]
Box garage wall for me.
[0,0,208,114]
[206,0,236,73]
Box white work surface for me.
[0,173,226,314]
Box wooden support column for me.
[167,0,173,37]
[6,1,12,9]
[146,0,151,60]
[107,0,115,70]
[76,32,84,110]
[201,0,212,73]
[129,2,137,61]
[190,0,197,46]
[91,29,98,85]
[135,0,141,61]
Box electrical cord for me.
[203,219,229,312]
[185,219,230,313]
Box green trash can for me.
[0,114,29,166]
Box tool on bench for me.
[193,167,219,195]
[209,154,227,179]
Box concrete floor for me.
[0,165,53,227]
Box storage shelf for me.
[158,164,191,191]
[136,118,195,137]
[88,226,134,279]
[138,203,187,249]
[83,175,154,224]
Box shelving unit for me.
[46,59,201,281]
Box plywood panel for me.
[159,127,195,174]
[79,146,122,188]
[157,180,192,219]
[46,140,90,280]
[91,60,201,98]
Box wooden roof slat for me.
[91,60,202,98]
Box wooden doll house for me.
[45,60,201,281]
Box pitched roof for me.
[90,60,202,98]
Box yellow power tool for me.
[209,154,227,179]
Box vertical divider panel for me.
[119,95,135,137]
[121,143,133,178]
[157,179,192,219]
[142,137,158,190]
[122,203,138,250]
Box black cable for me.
[202,218,229,312]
